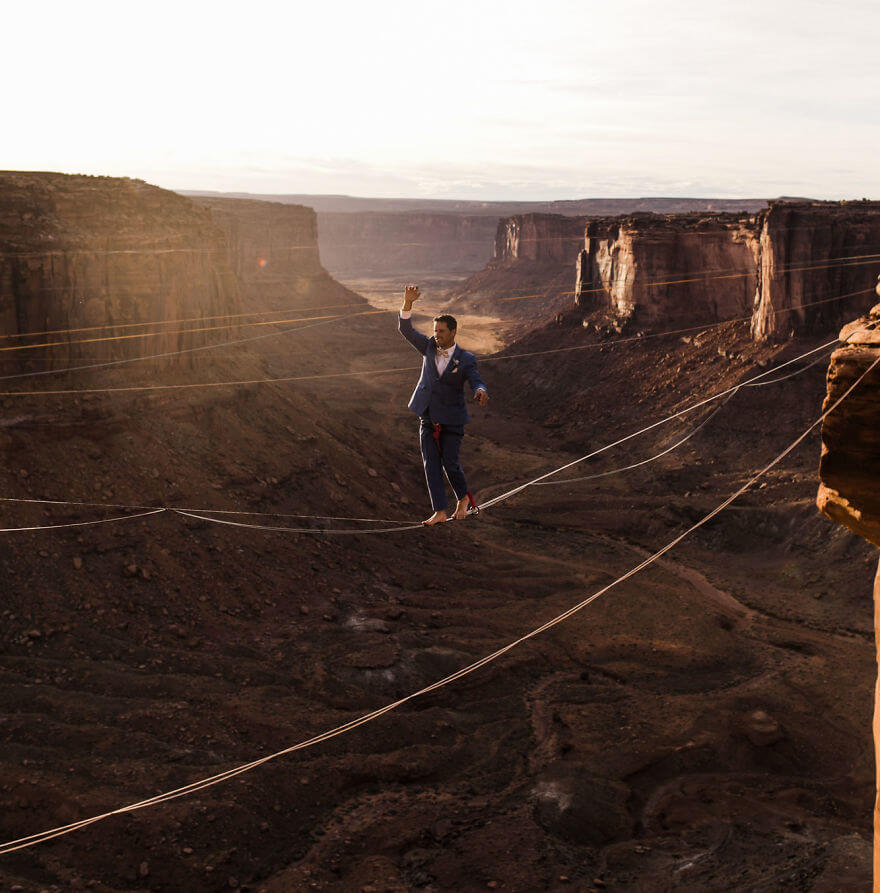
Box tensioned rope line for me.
[160,339,848,535]
[173,510,425,535]
[2,349,877,855]
[4,286,869,398]
[0,246,225,259]
[0,300,373,341]
[0,500,414,525]
[534,391,738,487]
[477,335,857,511]
[0,255,874,390]
[0,307,388,384]
[2,250,877,349]
[478,287,874,362]
[0,312,356,355]
[0,254,880,351]
[0,336,840,534]
[533,349,834,488]
[0,508,165,533]
[499,254,880,303]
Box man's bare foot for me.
[453,497,469,521]
[422,510,448,526]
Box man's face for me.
[433,321,455,350]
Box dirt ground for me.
[0,287,875,891]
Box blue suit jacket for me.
[399,314,487,425]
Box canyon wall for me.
[450,214,587,321]
[0,172,241,373]
[751,202,880,340]
[493,213,588,265]
[816,282,880,887]
[311,199,769,284]
[570,200,880,337]
[575,214,759,327]
[194,197,365,312]
[316,212,498,276]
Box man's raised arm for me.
[398,284,429,354]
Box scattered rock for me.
[745,709,784,746]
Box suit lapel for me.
[427,338,440,380]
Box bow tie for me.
[438,350,449,358]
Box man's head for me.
[433,314,457,350]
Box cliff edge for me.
[0,172,241,372]
[817,275,880,889]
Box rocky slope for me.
[0,173,241,374]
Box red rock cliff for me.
[575,213,760,326]
[0,172,241,372]
[816,281,880,888]
[572,202,880,337]
[450,214,587,321]
[492,213,588,265]
[194,197,365,312]
[751,201,880,341]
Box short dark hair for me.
[433,314,457,331]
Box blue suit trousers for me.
[419,417,468,511]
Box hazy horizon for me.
[4,0,878,201]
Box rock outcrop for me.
[493,213,588,266]
[575,213,759,327]
[816,276,880,888]
[571,201,880,338]
[0,172,241,372]
[194,197,365,312]
[751,201,880,341]
[450,214,587,321]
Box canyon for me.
[185,191,775,291]
[0,174,877,891]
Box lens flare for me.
[258,258,268,268]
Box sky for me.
[3,0,878,200]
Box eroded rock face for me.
[492,213,588,266]
[452,214,587,319]
[194,197,365,312]
[575,214,759,326]
[817,296,880,546]
[816,279,880,886]
[569,201,880,338]
[0,172,240,371]
[752,202,880,341]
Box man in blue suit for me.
[399,284,489,526]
